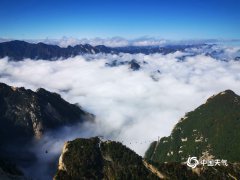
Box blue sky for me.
[0,0,240,40]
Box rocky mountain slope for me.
[54,137,240,179]
[145,90,240,163]
[0,82,94,169]
[0,82,93,141]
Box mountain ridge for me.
[0,40,206,60]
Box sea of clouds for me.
[0,45,240,179]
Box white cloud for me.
[1,50,240,156]
[28,37,167,47]
[131,37,167,46]
[0,38,11,43]
[59,36,167,47]
[1,47,240,178]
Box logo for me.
[186,157,228,168]
[187,157,199,168]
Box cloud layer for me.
[1,45,240,178]
[33,36,168,47]
[1,48,240,155]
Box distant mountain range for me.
[0,40,208,61]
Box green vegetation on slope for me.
[101,141,157,179]
[55,136,240,179]
[145,90,240,163]
[55,137,103,179]
[54,137,159,180]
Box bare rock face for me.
[58,142,70,172]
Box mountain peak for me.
[0,82,26,93]
[206,89,239,105]
[219,89,236,96]
[212,89,237,98]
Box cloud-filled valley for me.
[1,44,240,178]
